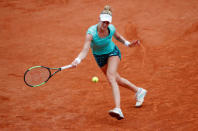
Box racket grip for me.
[61,65,73,70]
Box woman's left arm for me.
[113,31,140,47]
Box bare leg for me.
[101,63,138,94]
[101,58,146,109]
[116,74,138,93]
[103,56,121,108]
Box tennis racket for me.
[24,65,72,87]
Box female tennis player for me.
[71,5,147,120]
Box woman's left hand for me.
[129,40,140,47]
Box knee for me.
[116,74,123,84]
[106,71,116,83]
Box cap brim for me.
[100,14,112,23]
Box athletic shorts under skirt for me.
[93,46,121,67]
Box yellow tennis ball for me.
[92,76,99,83]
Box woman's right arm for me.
[71,34,92,67]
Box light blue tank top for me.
[86,24,116,55]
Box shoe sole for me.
[135,104,143,108]
[135,90,147,108]
[109,112,124,120]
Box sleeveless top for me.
[86,24,116,55]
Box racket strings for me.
[25,67,50,86]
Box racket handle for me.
[61,65,73,70]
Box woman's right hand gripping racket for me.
[24,65,72,87]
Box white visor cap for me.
[100,14,112,23]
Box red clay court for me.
[0,0,198,130]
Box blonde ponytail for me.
[101,5,112,16]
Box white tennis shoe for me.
[109,108,124,120]
[135,88,147,107]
